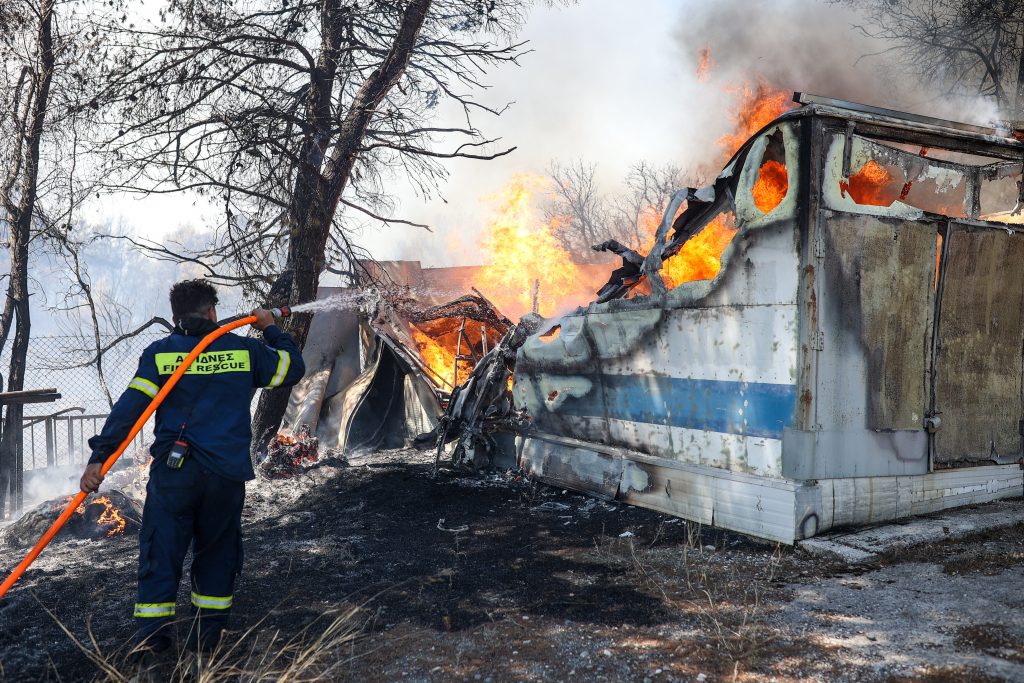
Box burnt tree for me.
[842,0,1024,118]
[1,0,120,514]
[0,0,54,516]
[98,0,532,453]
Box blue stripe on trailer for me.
[559,375,798,440]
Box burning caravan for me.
[514,93,1024,543]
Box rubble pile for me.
[3,490,142,547]
[261,425,321,478]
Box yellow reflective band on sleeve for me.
[134,602,176,618]
[128,377,159,399]
[190,592,232,610]
[155,350,251,376]
[266,349,291,388]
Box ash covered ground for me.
[0,448,1023,682]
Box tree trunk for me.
[249,0,433,457]
[1014,26,1024,120]
[0,0,52,517]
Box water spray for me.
[0,308,289,601]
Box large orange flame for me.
[717,81,794,160]
[411,327,469,389]
[652,81,792,288]
[475,175,582,319]
[660,214,739,288]
[752,159,789,213]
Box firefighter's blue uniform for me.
[87,317,305,648]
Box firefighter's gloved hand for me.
[80,463,104,493]
[251,309,275,332]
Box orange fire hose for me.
[0,314,265,600]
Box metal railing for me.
[21,409,151,471]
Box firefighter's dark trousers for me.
[134,457,245,649]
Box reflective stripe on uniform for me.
[266,349,291,388]
[191,592,232,610]
[134,602,176,618]
[127,377,159,399]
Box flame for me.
[634,81,789,290]
[411,327,469,389]
[840,160,900,206]
[92,496,127,537]
[50,494,126,537]
[752,159,788,213]
[695,46,713,82]
[717,81,794,160]
[660,213,739,288]
[475,175,582,319]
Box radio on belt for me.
[167,440,189,469]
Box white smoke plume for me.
[671,0,1001,163]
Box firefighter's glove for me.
[251,309,275,332]
[80,463,104,493]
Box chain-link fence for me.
[3,332,166,472]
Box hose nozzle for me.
[270,306,292,318]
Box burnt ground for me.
[1,449,1024,682]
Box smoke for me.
[23,465,80,509]
[672,0,999,163]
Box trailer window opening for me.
[751,129,789,214]
[659,209,737,290]
[979,167,1024,224]
[827,134,968,218]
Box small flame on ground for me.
[93,496,127,537]
[51,494,127,537]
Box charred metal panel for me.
[618,458,714,526]
[933,225,1024,463]
[820,213,936,431]
[579,309,664,359]
[525,433,813,544]
[317,344,440,453]
[734,122,801,228]
[796,483,829,540]
[519,436,621,500]
[517,206,802,478]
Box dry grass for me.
[40,594,374,682]
[595,521,784,676]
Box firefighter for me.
[79,279,305,656]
